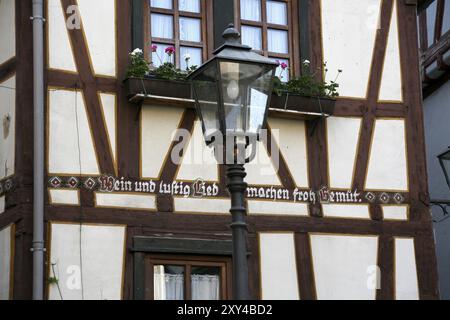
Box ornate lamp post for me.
[187,24,278,300]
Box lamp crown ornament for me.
[222,23,241,44]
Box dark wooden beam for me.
[61,0,116,175]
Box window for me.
[144,255,231,300]
[236,0,299,81]
[144,0,211,70]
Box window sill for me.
[124,77,335,120]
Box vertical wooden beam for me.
[295,233,317,300]
[376,235,394,300]
[117,0,140,179]
[397,1,439,299]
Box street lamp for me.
[438,147,450,190]
[187,24,278,300]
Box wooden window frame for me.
[143,0,214,69]
[234,0,300,77]
[144,254,232,300]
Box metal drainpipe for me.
[31,0,45,300]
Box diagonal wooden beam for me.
[60,0,115,175]
[0,58,16,83]
[157,109,197,212]
[352,0,394,197]
[265,124,296,190]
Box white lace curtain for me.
[154,268,220,300]
[151,0,201,13]
[191,275,220,300]
[151,13,173,39]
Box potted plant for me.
[270,60,341,115]
[124,46,196,100]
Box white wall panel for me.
[383,205,408,221]
[0,76,16,179]
[259,233,300,300]
[48,223,126,300]
[176,120,219,182]
[77,0,116,77]
[174,197,229,214]
[395,238,419,300]
[0,225,13,300]
[141,106,184,179]
[0,196,5,214]
[0,0,15,65]
[48,89,99,175]
[245,141,282,186]
[379,0,402,102]
[366,120,408,191]
[99,93,117,165]
[95,192,156,211]
[310,234,378,300]
[49,189,80,206]
[248,201,308,216]
[327,117,362,189]
[321,0,381,98]
[268,118,309,188]
[322,204,370,219]
[47,0,77,72]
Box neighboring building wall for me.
[424,80,450,300]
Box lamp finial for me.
[222,23,241,45]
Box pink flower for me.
[165,46,176,56]
[280,62,288,70]
[151,44,158,52]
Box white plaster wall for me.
[48,89,100,175]
[95,192,156,211]
[0,225,13,300]
[174,197,230,214]
[268,118,309,188]
[322,204,370,219]
[0,196,5,214]
[310,234,378,300]
[0,0,15,66]
[379,0,402,102]
[245,141,282,186]
[321,0,381,98]
[49,189,80,206]
[0,76,16,179]
[248,201,308,216]
[382,205,408,221]
[395,238,419,300]
[47,0,77,72]
[259,233,300,300]
[48,223,126,300]
[77,0,117,77]
[176,120,219,182]
[141,105,184,179]
[366,119,408,191]
[326,117,362,189]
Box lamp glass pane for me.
[192,63,221,138]
[220,61,274,135]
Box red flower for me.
[165,46,176,55]
[280,62,288,70]
[151,44,158,52]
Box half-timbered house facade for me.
[0,0,440,300]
